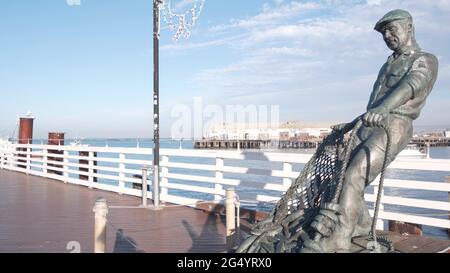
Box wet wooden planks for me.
[0,170,226,253]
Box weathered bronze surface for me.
[237,9,439,253]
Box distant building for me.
[444,130,450,138]
[279,131,290,141]
[205,122,332,141]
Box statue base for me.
[347,236,396,253]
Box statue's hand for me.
[363,107,388,127]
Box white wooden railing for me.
[1,142,449,235]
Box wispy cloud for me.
[160,33,246,52]
[209,1,323,32]
[168,0,450,125]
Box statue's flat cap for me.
[374,9,412,32]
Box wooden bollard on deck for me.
[93,197,108,253]
[226,188,236,252]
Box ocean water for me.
[30,138,450,240]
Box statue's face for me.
[381,20,411,51]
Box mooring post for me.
[226,188,236,252]
[93,197,108,253]
[141,165,148,207]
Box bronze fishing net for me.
[237,124,360,253]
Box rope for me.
[370,122,392,247]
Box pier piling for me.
[93,197,108,253]
[17,117,34,168]
[18,117,34,145]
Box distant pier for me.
[194,136,450,150]
[193,139,319,149]
[411,136,450,147]
[278,140,318,149]
[194,139,272,149]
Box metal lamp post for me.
[152,0,163,209]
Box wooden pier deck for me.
[0,170,226,253]
[0,169,449,253]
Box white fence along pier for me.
[1,142,449,236]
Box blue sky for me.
[1,0,449,138]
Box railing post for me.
[226,188,237,252]
[7,149,12,169]
[1,147,5,169]
[43,149,48,174]
[446,176,450,237]
[282,162,292,187]
[9,148,15,169]
[161,155,169,199]
[153,166,160,209]
[0,150,4,170]
[153,147,160,209]
[374,185,384,230]
[88,152,95,188]
[215,157,224,201]
[141,166,148,207]
[63,150,69,183]
[26,146,31,174]
[0,148,6,170]
[118,153,125,192]
[92,197,108,253]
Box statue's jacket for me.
[368,45,439,120]
[354,45,438,176]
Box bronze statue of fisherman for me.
[237,9,438,253]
